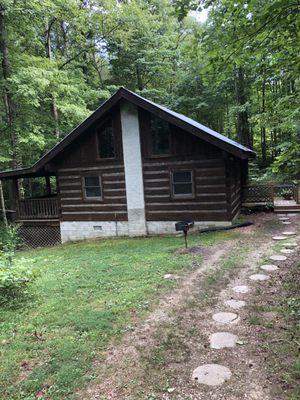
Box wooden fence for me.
[242,183,297,205]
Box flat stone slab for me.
[287,213,297,216]
[249,273,269,281]
[224,299,246,309]
[233,285,250,294]
[280,248,294,254]
[212,312,239,324]
[282,221,291,225]
[282,231,297,236]
[277,213,287,217]
[278,217,289,221]
[272,236,287,240]
[210,332,238,349]
[270,254,287,261]
[164,274,179,280]
[192,364,232,386]
[260,264,278,272]
[285,242,297,248]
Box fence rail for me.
[242,185,274,204]
[242,183,298,205]
[18,197,59,219]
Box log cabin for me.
[0,87,255,247]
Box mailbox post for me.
[175,221,194,248]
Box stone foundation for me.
[60,220,232,243]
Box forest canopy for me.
[0,0,299,180]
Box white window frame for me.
[171,169,194,199]
[82,175,103,200]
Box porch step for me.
[274,207,300,213]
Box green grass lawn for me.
[0,231,236,399]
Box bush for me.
[0,224,35,303]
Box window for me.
[83,176,102,199]
[150,115,171,156]
[171,170,194,198]
[97,119,115,159]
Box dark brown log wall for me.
[54,105,127,222]
[139,111,230,221]
[226,157,242,219]
[143,158,229,221]
[50,105,244,223]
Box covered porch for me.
[0,167,61,247]
[0,167,60,222]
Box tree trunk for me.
[0,7,21,170]
[0,180,8,226]
[261,77,267,166]
[136,64,143,91]
[45,19,60,138]
[234,66,252,149]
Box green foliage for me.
[0,223,20,254]
[0,0,299,178]
[0,253,34,302]
[0,224,34,303]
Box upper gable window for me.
[97,119,115,159]
[150,114,171,156]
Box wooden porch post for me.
[45,175,51,196]
[10,178,19,220]
[0,180,8,226]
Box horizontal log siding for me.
[58,165,128,221]
[226,158,242,219]
[143,159,229,221]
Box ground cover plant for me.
[0,230,236,399]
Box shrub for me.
[0,224,35,303]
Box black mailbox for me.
[175,221,194,232]
[175,220,194,248]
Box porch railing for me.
[242,184,274,204]
[242,183,299,205]
[17,197,59,220]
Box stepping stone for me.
[260,264,278,272]
[212,312,239,324]
[233,285,250,294]
[280,248,294,254]
[192,364,232,386]
[209,332,238,349]
[270,254,287,261]
[285,242,297,248]
[287,213,297,217]
[224,299,246,309]
[282,221,291,225]
[249,273,269,281]
[164,274,180,280]
[279,217,289,221]
[272,236,287,240]
[277,214,287,217]
[282,231,297,236]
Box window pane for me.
[85,186,101,198]
[174,183,193,195]
[85,176,100,187]
[151,115,171,155]
[98,121,115,158]
[173,171,192,183]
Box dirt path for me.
[80,213,299,400]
